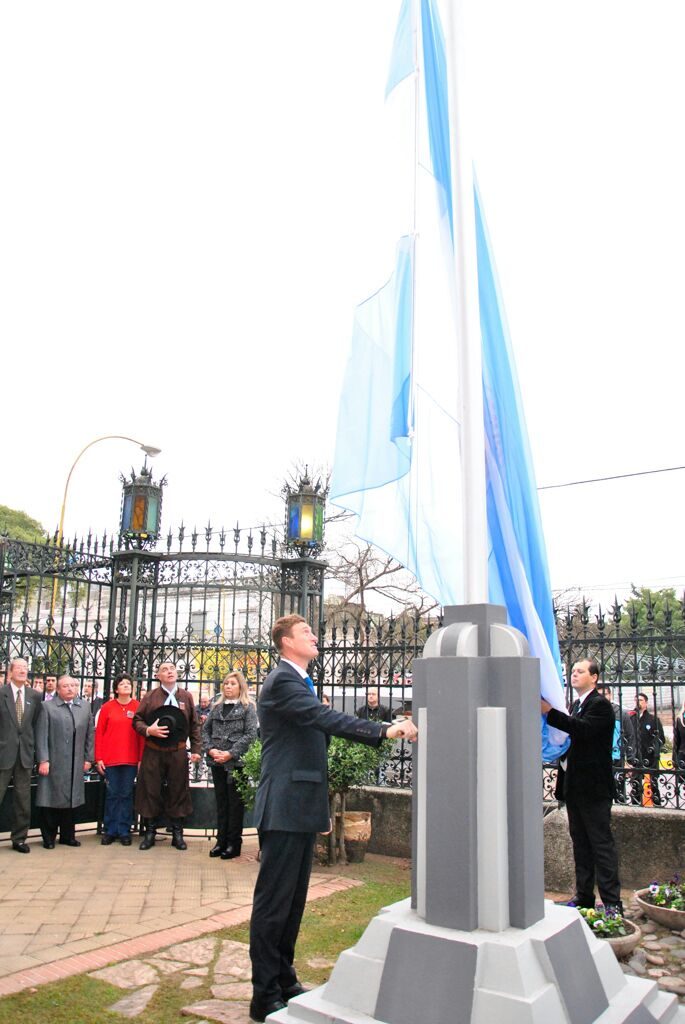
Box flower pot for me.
[343,810,372,863]
[603,919,642,960]
[635,888,685,930]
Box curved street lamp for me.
[56,435,162,546]
[48,436,161,640]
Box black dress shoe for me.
[120,835,132,846]
[59,838,81,847]
[42,840,55,849]
[11,841,30,854]
[101,834,116,845]
[209,843,224,858]
[282,982,308,1001]
[249,998,286,1022]
[220,845,241,860]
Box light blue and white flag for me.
[330,0,569,759]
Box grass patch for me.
[0,855,411,1023]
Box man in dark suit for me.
[542,657,622,913]
[248,614,418,1023]
[0,658,43,852]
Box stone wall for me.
[348,788,685,888]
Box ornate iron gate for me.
[0,527,325,833]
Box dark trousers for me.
[0,755,31,843]
[41,807,76,844]
[135,747,192,820]
[103,764,137,837]
[566,797,621,906]
[250,830,315,1003]
[210,766,244,850]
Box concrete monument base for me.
[269,898,684,1024]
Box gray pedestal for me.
[269,899,684,1024]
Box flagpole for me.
[444,0,488,603]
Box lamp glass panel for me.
[300,504,314,539]
[314,503,324,541]
[132,495,146,532]
[288,504,300,541]
[122,494,132,532]
[146,493,159,533]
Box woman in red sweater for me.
[95,673,144,845]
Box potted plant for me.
[233,737,392,865]
[635,876,685,930]
[322,737,393,865]
[577,907,642,959]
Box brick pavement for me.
[0,830,359,998]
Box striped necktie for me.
[15,691,23,726]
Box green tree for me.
[0,505,46,543]
[620,586,683,634]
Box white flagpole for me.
[444,0,488,603]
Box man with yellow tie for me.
[0,658,43,852]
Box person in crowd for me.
[248,614,418,1023]
[597,684,633,803]
[32,675,44,694]
[95,672,144,845]
[44,675,57,701]
[133,661,201,851]
[35,676,94,847]
[321,692,331,707]
[196,693,212,725]
[673,697,685,801]
[82,680,103,717]
[355,687,389,722]
[628,692,665,806]
[542,657,623,914]
[0,658,43,852]
[202,670,258,860]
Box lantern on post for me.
[284,469,327,557]
[119,461,166,549]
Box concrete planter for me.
[604,919,642,960]
[635,888,685,930]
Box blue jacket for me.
[253,661,384,833]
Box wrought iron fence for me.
[2,527,684,811]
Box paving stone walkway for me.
[0,831,358,999]
[89,935,256,1022]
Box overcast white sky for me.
[1,1,684,609]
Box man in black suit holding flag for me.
[542,657,623,914]
[249,614,418,1023]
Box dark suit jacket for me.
[254,661,385,833]
[547,688,614,803]
[0,685,42,770]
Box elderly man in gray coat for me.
[36,676,94,848]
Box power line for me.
[538,464,685,491]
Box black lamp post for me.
[119,461,166,550]
[284,470,327,557]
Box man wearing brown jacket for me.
[133,662,201,851]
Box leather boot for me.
[170,820,187,851]
[139,820,157,850]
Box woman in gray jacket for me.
[202,671,258,859]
